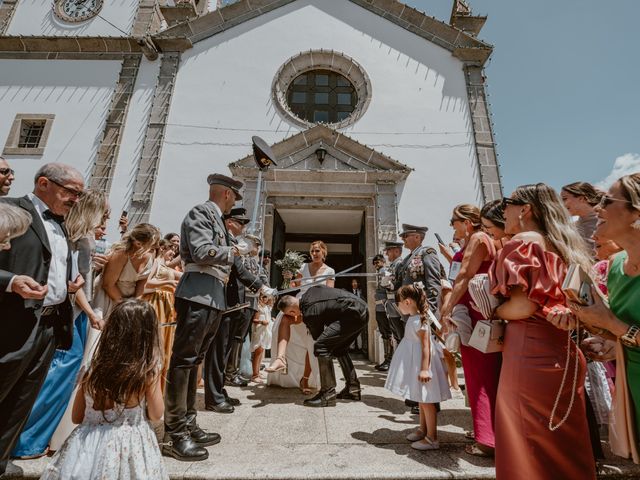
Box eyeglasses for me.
[0,168,15,176]
[47,178,84,199]
[449,217,463,227]
[501,197,526,210]
[598,195,633,209]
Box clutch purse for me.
[445,332,461,353]
[562,264,594,306]
[468,320,505,353]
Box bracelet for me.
[621,324,640,348]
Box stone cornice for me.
[0,35,191,59]
[155,0,493,65]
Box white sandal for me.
[411,436,440,451]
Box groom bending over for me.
[277,286,368,407]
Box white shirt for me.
[27,193,69,306]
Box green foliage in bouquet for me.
[275,250,306,288]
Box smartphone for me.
[434,233,445,245]
[121,210,128,218]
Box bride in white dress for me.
[267,241,335,393]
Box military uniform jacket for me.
[175,200,236,310]
[300,286,368,340]
[384,257,403,318]
[395,245,443,317]
[374,267,388,313]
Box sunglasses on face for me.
[449,217,463,227]
[0,168,14,176]
[47,178,84,199]
[501,197,526,210]
[598,195,633,208]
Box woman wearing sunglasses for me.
[490,184,596,479]
[563,173,640,463]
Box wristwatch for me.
[620,324,640,348]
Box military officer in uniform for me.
[372,248,401,372]
[163,174,272,462]
[382,240,405,344]
[396,224,443,318]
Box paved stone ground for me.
[10,360,640,479]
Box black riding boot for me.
[303,357,337,407]
[375,338,394,372]
[336,355,362,401]
[225,340,248,386]
[163,368,209,461]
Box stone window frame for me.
[272,50,372,129]
[3,114,55,156]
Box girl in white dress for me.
[250,294,274,383]
[385,285,451,451]
[266,241,334,393]
[41,299,168,480]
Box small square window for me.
[313,111,329,123]
[315,93,329,104]
[291,92,306,103]
[3,114,55,156]
[337,93,352,105]
[336,111,351,121]
[315,74,329,86]
[293,75,307,85]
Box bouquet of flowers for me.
[275,250,306,289]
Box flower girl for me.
[41,299,168,479]
[385,284,451,450]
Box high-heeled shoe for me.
[299,376,312,395]
[265,356,287,374]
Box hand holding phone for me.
[434,233,445,245]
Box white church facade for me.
[0,0,501,352]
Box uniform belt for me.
[184,263,230,283]
[41,305,60,317]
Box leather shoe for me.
[374,359,390,371]
[188,424,221,447]
[303,389,336,407]
[336,387,361,401]
[162,432,208,462]
[226,375,248,387]
[225,395,241,406]
[205,401,234,414]
[411,405,420,415]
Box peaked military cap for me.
[252,136,278,170]
[399,224,428,237]
[207,173,243,200]
[383,240,404,250]
[224,206,250,224]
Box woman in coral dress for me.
[490,183,596,480]
[440,204,501,457]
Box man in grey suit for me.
[162,174,273,462]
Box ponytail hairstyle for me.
[397,284,430,325]
[561,181,604,207]
[452,204,482,230]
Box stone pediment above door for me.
[229,125,412,183]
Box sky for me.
[406,0,640,193]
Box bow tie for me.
[43,209,65,224]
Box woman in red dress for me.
[490,183,596,479]
[441,204,501,457]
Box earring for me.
[631,219,640,231]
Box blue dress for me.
[11,312,88,457]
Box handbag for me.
[468,274,500,320]
[445,332,461,353]
[468,319,505,353]
[562,263,595,306]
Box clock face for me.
[54,0,103,23]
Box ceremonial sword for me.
[161,302,251,327]
[275,263,369,295]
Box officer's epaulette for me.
[419,246,438,256]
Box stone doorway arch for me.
[229,125,412,360]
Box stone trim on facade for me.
[271,49,373,130]
[464,65,502,201]
[155,0,492,64]
[0,0,18,35]
[89,55,143,194]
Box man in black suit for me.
[0,163,84,475]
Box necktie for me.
[43,209,65,225]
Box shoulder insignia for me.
[208,248,217,257]
[424,247,438,256]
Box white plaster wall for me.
[152,0,484,244]
[106,57,160,239]
[6,0,138,37]
[0,59,121,197]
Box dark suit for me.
[0,196,72,468]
